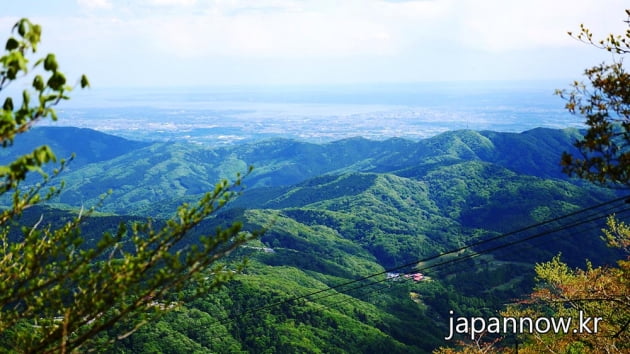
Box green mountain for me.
[29,126,585,217]
[0,126,150,168]
[370,128,584,180]
[2,126,624,352]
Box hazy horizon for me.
[43,81,583,145]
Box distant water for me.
[49,81,583,145]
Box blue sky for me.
[1,0,628,88]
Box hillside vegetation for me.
[5,126,624,352]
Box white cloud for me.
[133,2,405,59]
[22,0,630,86]
[143,0,197,6]
[451,0,629,51]
[77,0,113,10]
[66,0,630,59]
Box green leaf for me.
[43,53,58,72]
[26,24,42,51]
[49,108,58,121]
[6,66,17,80]
[33,75,44,91]
[22,90,30,107]
[5,37,19,51]
[17,19,26,37]
[80,74,90,89]
[34,146,55,164]
[47,72,66,90]
[3,97,13,111]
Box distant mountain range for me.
[1,126,585,211]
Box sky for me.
[1,0,628,88]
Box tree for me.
[545,11,630,351]
[0,19,260,353]
[434,10,630,353]
[517,229,629,353]
[433,217,630,354]
[558,9,630,186]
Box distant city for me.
[49,81,583,145]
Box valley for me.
[2,125,625,352]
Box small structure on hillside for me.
[403,273,424,282]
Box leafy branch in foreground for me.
[0,18,260,353]
[433,216,630,354]
[557,9,630,187]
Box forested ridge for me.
[4,126,625,352]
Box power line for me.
[313,205,630,310]
[205,194,630,329]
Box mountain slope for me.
[371,128,583,180]
[238,167,616,268]
[0,126,150,168]
[37,127,587,216]
[6,126,626,352]
[13,126,616,268]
